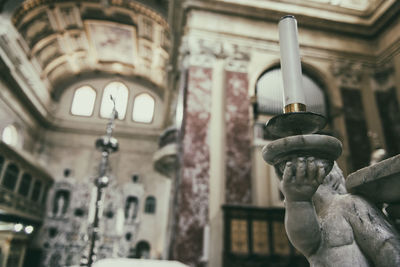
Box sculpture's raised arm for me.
[279,157,326,257]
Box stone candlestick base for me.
[262,134,342,176]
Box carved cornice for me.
[183,0,400,38]
[12,0,169,28]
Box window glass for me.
[2,163,19,191]
[71,86,96,116]
[18,173,32,197]
[144,196,156,214]
[2,124,18,147]
[256,68,326,116]
[132,93,155,123]
[42,185,49,205]
[31,180,42,202]
[0,156,4,174]
[100,82,129,120]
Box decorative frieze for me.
[372,61,395,92]
[331,60,365,89]
[180,36,250,72]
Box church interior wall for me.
[53,76,166,134]
[34,110,172,261]
[0,0,399,266]
[169,2,400,266]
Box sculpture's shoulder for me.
[334,193,388,225]
[337,193,398,237]
[335,193,373,212]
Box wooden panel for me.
[252,220,270,255]
[223,206,308,267]
[231,219,249,254]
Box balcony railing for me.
[0,141,53,222]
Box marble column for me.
[225,70,252,204]
[209,58,226,267]
[174,65,212,266]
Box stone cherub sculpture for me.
[277,157,400,266]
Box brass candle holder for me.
[265,103,327,138]
[263,104,342,178]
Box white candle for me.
[278,15,306,109]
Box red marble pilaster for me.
[225,71,252,204]
[173,66,212,266]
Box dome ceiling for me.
[11,0,170,100]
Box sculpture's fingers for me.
[317,162,326,184]
[296,157,306,183]
[307,157,317,182]
[282,161,293,183]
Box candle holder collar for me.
[265,111,327,138]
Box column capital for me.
[330,60,369,89]
[179,36,250,71]
[372,61,395,92]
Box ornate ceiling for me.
[213,0,398,32]
[11,0,170,100]
[288,0,383,13]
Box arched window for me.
[18,173,32,197]
[255,68,326,116]
[132,93,155,123]
[134,240,151,259]
[2,163,19,191]
[2,124,18,147]
[100,81,129,120]
[254,68,327,140]
[144,196,156,214]
[71,86,96,116]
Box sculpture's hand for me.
[281,157,326,202]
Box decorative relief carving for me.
[35,38,63,69]
[226,44,251,73]
[11,0,170,93]
[372,61,395,92]
[18,11,55,49]
[58,6,82,29]
[38,175,145,267]
[181,36,251,71]
[331,60,365,89]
